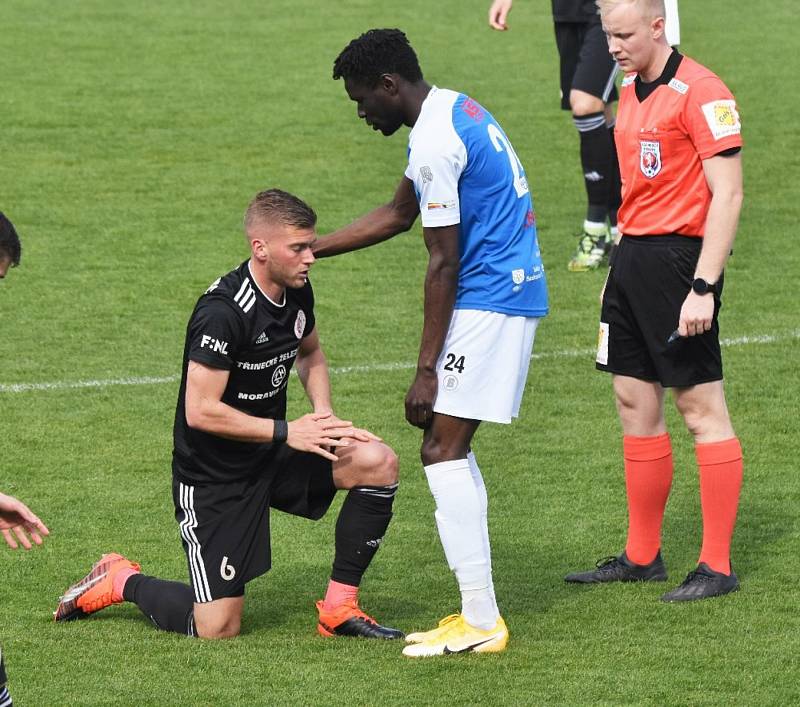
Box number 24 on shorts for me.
[443,353,466,373]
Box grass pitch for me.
[1,1,798,704]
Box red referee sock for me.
[696,437,743,575]
[623,433,674,565]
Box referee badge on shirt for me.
[640,140,662,178]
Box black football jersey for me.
[552,0,599,22]
[172,260,315,483]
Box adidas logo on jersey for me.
[255,331,269,344]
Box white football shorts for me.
[432,309,540,424]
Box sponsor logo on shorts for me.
[294,310,306,339]
[701,100,741,140]
[639,140,662,178]
[596,322,609,365]
[200,335,229,355]
[443,374,459,391]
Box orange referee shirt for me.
[615,52,742,237]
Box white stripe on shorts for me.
[178,482,212,603]
[602,62,619,103]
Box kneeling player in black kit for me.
[55,189,402,640]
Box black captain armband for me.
[272,419,288,444]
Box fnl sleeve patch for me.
[701,100,741,140]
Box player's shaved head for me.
[333,29,423,87]
[596,0,665,20]
[244,189,317,238]
[0,212,21,268]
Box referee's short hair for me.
[596,0,666,20]
[333,29,423,87]
[244,189,317,232]
[0,212,21,266]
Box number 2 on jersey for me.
[487,123,529,198]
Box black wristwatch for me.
[692,278,717,295]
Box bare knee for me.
[570,90,605,117]
[353,441,399,487]
[196,616,241,639]
[674,391,734,442]
[613,378,666,437]
[194,599,242,639]
[420,435,469,467]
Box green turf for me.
[1,0,798,704]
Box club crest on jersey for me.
[639,140,662,178]
[294,310,306,339]
[511,268,525,285]
[271,364,287,388]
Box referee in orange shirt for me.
[565,0,744,601]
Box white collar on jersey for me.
[247,260,286,308]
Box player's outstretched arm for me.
[488,0,513,30]
[313,177,419,258]
[0,492,49,550]
[405,224,460,428]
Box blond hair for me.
[596,0,666,20]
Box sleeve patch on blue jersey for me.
[461,97,485,122]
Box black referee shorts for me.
[554,21,618,110]
[596,235,724,387]
[172,446,336,603]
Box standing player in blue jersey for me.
[316,29,549,657]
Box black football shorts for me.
[172,446,335,603]
[554,20,619,110]
[596,235,724,387]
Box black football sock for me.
[574,111,613,224]
[607,121,622,228]
[123,574,196,636]
[331,484,397,586]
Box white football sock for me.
[467,450,499,619]
[424,458,498,630]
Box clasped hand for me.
[286,412,381,461]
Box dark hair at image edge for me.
[333,28,423,87]
[0,212,22,266]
